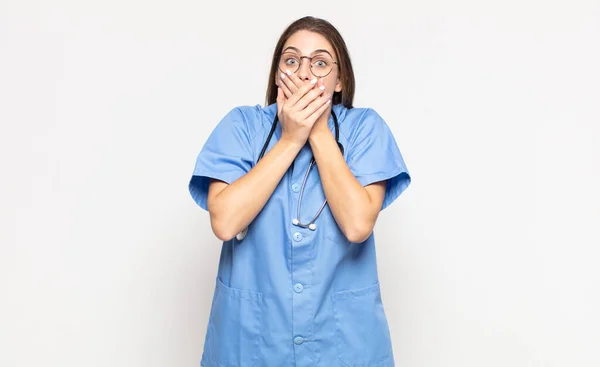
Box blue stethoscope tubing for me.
[235,109,344,241]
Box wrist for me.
[278,135,305,153]
[308,127,332,145]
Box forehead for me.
[283,30,335,55]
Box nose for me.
[297,56,312,81]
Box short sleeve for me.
[346,108,411,210]
[188,107,255,211]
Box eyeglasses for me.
[278,51,339,78]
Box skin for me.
[207,30,386,243]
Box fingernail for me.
[326,99,331,104]
[285,69,292,76]
[319,85,325,91]
[310,78,317,84]
[280,72,285,79]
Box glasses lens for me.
[310,53,334,77]
[279,52,300,74]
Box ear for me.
[334,76,343,93]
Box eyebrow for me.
[283,46,334,58]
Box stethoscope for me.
[236,109,344,241]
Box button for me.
[293,336,304,345]
[294,283,304,293]
[293,232,302,242]
[292,183,301,193]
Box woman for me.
[189,16,411,367]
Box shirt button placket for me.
[289,147,315,366]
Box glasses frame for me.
[278,52,339,78]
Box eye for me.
[285,57,299,65]
[312,56,331,67]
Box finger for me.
[278,73,293,99]
[286,77,318,107]
[318,77,325,91]
[280,71,301,96]
[294,82,325,112]
[306,99,332,126]
[301,92,331,121]
[287,71,309,92]
[284,69,303,92]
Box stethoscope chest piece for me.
[292,218,317,231]
[236,227,248,241]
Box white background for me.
[1,0,599,366]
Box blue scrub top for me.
[189,103,411,367]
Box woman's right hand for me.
[276,72,332,148]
